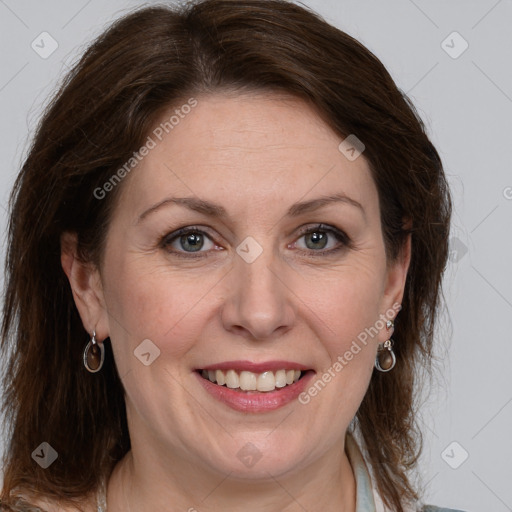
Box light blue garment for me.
[345,434,467,512]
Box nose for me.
[221,245,296,341]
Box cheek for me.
[300,262,386,350]
[102,256,221,368]
[293,263,386,419]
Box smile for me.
[199,368,303,392]
[194,362,316,412]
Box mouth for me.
[194,362,316,412]
[195,368,313,393]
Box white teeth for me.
[275,369,287,388]
[215,369,225,386]
[257,371,275,392]
[225,369,239,389]
[200,368,305,392]
[239,371,257,391]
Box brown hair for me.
[0,1,451,510]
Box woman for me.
[0,0,461,510]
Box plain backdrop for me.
[0,1,511,510]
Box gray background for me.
[1,1,511,510]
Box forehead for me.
[116,92,379,223]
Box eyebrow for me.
[136,193,365,224]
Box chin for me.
[199,434,308,479]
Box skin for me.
[61,91,411,512]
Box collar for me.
[345,433,377,512]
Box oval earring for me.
[375,338,396,372]
[83,330,105,373]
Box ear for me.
[60,231,110,341]
[378,232,411,341]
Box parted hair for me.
[0,1,451,510]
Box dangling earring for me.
[375,319,396,372]
[83,330,105,373]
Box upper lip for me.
[198,360,312,373]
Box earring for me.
[83,330,105,373]
[375,318,396,372]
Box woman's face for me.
[70,92,408,480]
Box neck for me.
[106,440,356,512]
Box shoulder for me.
[422,506,468,512]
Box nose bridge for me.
[222,236,294,339]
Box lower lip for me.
[195,371,315,413]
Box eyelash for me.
[159,224,351,259]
